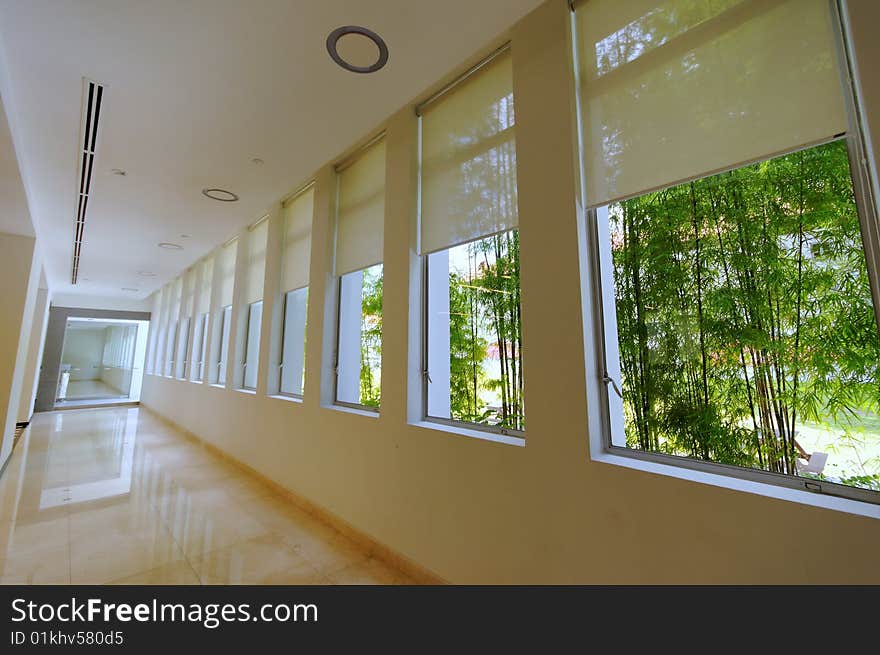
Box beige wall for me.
[0,232,40,468]
[141,0,880,583]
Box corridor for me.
[0,407,413,585]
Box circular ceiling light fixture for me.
[158,242,183,250]
[111,168,126,176]
[202,188,239,202]
[121,287,139,292]
[137,270,156,277]
[326,26,388,74]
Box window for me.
[212,239,237,386]
[191,312,208,382]
[334,137,385,409]
[419,47,524,433]
[280,288,308,396]
[174,316,190,379]
[191,257,213,382]
[216,305,232,385]
[336,264,383,407]
[165,319,177,377]
[240,219,268,390]
[277,185,314,397]
[243,301,263,390]
[165,277,183,376]
[574,0,880,500]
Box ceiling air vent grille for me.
[71,79,105,284]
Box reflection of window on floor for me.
[215,305,232,385]
[599,140,880,495]
[336,264,383,408]
[242,301,262,390]
[426,231,524,432]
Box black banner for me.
[0,585,877,650]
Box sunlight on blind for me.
[420,48,517,255]
[196,257,213,315]
[169,277,182,319]
[336,138,386,276]
[218,238,238,307]
[182,267,196,317]
[281,186,314,292]
[574,0,848,207]
[244,219,268,304]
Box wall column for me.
[0,233,40,468]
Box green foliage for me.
[359,265,383,407]
[611,140,880,489]
[447,230,525,431]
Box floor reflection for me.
[0,406,413,585]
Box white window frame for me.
[333,266,382,412]
[420,235,525,440]
[241,300,262,391]
[278,286,308,399]
[214,304,232,386]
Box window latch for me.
[422,369,432,384]
[602,373,623,398]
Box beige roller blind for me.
[196,257,213,315]
[280,185,314,292]
[419,48,517,255]
[182,267,196,317]
[335,138,385,276]
[244,218,268,304]
[218,238,238,307]
[169,276,183,319]
[574,0,848,207]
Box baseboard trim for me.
[140,403,447,585]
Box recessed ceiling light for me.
[202,188,239,202]
[158,242,183,250]
[121,287,139,292]
[326,26,389,74]
[251,157,264,165]
[137,271,156,277]
[180,234,191,238]
[111,168,126,176]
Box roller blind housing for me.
[335,138,386,276]
[573,0,848,207]
[420,48,517,254]
[281,186,315,292]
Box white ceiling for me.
[0,0,542,300]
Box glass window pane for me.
[603,140,880,494]
[243,301,263,390]
[336,264,383,407]
[280,287,308,396]
[426,229,524,431]
[217,305,231,384]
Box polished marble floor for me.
[0,407,414,584]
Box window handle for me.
[602,373,623,398]
[422,369,432,384]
